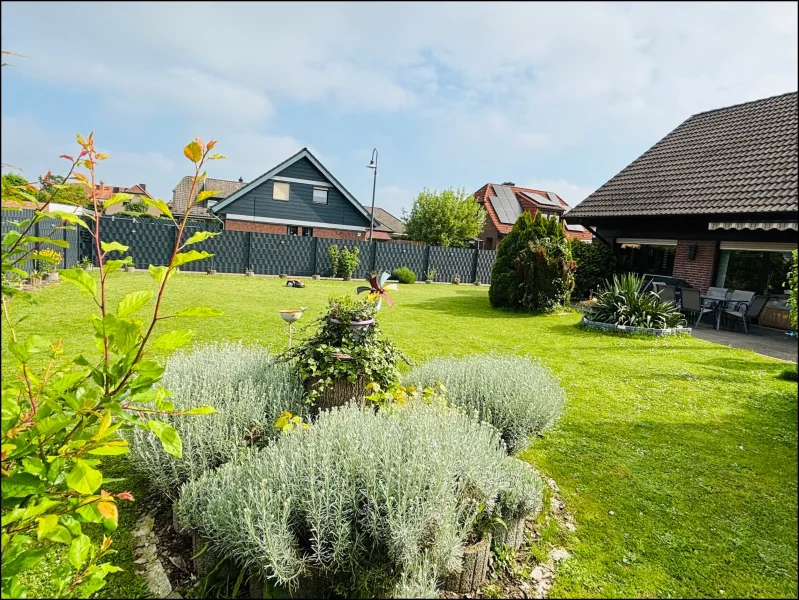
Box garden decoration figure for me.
[279,306,308,348]
[357,270,398,310]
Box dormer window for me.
[273,181,290,201]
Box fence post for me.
[246,232,252,271]
[423,245,430,279]
[471,248,479,283]
[312,237,319,275]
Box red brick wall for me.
[672,239,717,292]
[482,220,504,250]
[311,228,363,240]
[225,220,286,234]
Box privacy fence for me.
[1,208,80,275]
[68,216,498,283]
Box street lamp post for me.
[366,148,378,241]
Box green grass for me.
[3,272,797,598]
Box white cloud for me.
[374,185,416,218]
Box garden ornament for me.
[356,271,398,309]
[279,306,308,348]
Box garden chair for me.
[657,285,677,306]
[719,290,755,327]
[681,288,714,328]
[724,295,769,335]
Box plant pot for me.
[28,277,42,288]
[312,274,321,280]
[245,270,254,277]
[444,534,492,593]
[453,278,461,285]
[123,266,136,273]
[473,281,481,286]
[42,272,60,283]
[307,369,369,418]
[425,279,433,284]
[343,275,352,281]
[279,273,289,279]
[206,269,217,275]
[81,265,93,272]
[328,317,375,331]
[491,514,526,550]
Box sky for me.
[1,1,797,217]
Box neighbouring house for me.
[173,148,377,240]
[472,183,592,249]
[91,182,158,216]
[363,206,407,240]
[565,91,798,297]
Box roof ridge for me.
[690,90,797,118]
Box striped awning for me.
[709,221,798,231]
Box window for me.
[302,227,313,237]
[313,187,328,205]
[717,249,793,294]
[273,181,290,201]
[616,243,676,276]
[287,226,299,236]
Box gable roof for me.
[567,91,799,219]
[171,176,246,218]
[210,148,370,220]
[364,206,405,234]
[474,183,570,235]
[90,182,153,201]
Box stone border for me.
[132,513,182,599]
[581,316,690,337]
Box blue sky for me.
[2,1,797,217]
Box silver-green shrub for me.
[403,355,566,453]
[128,342,304,499]
[175,401,543,597]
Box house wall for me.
[224,218,364,240]
[217,157,370,229]
[481,218,505,250]
[672,239,718,292]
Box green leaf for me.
[183,141,203,163]
[60,268,97,299]
[51,370,91,393]
[65,459,103,495]
[68,534,92,570]
[22,498,60,521]
[8,340,29,363]
[36,514,59,540]
[172,250,213,268]
[104,258,131,275]
[183,230,218,245]
[195,190,220,204]
[148,264,172,284]
[174,306,223,318]
[148,420,182,458]
[103,193,132,210]
[182,406,218,415]
[87,445,130,456]
[46,210,90,230]
[47,525,72,545]
[100,241,129,254]
[24,335,51,352]
[141,198,173,219]
[1,473,45,498]
[151,330,194,351]
[116,290,153,318]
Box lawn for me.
[2,272,797,598]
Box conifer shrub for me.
[404,355,565,453]
[175,401,544,598]
[128,342,304,499]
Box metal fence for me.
[2,211,498,283]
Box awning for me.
[615,238,677,246]
[719,241,798,252]
[709,221,798,231]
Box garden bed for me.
[581,316,690,337]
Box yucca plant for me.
[586,272,685,329]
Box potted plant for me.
[27,269,43,288]
[123,257,136,273]
[279,273,289,279]
[425,267,436,284]
[339,247,360,281]
[206,267,217,275]
[77,256,93,271]
[453,275,461,285]
[245,266,254,277]
[312,274,321,280]
[281,295,406,416]
[38,249,62,283]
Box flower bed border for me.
[581,316,690,337]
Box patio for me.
[691,325,798,362]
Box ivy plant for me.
[1,133,225,598]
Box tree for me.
[403,188,486,247]
[570,239,618,300]
[489,212,575,312]
[2,172,28,193]
[36,174,90,206]
[124,199,149,213]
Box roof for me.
[567,91,799,219]
[209,148,370,220]
[473,183,591,241]
[90,182,153,201]
[364,206,405,234]
[171,176,246,218]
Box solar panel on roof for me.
[521,191,558,207]
[547,191,562,205]
[489,186,522,225]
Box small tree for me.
[489,212,536,308]
[404,187,485,247]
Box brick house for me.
[90,182,159,216]
[565,91,798,294]
[472,183,592,249]
[172,148,380,240]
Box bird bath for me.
[279,308,306,347]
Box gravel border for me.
[581,316,691,337]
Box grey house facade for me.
[200,148,374,240]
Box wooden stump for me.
[307,358,369,417]
[491,515,526,550]
[191,533,228,581]
[444,534,492,593]
[248,572,327,599]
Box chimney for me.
[99,181,105,193]
[139,183,146,191]
[238,177,244,183]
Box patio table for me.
[700,295,728,330]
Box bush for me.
[571,240,617,300]
[392,266,417,284]
[403,355,566,453]
[490,213,575,312]
[328,245,360,278]
[124,199,149,213]
[786,250,797,329]
[586,272,685,329]
[129,342,304,500]
[176,401,543,598]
